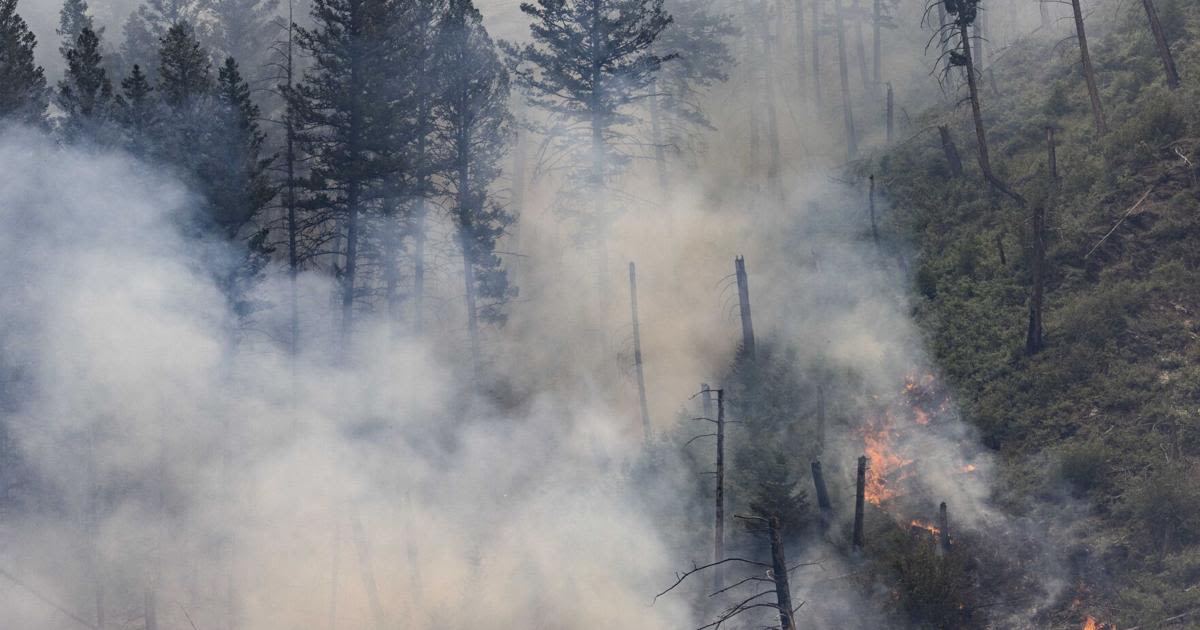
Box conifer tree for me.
[508,0,673,224]
[293,0,405,349]
[115,64,159,155]
[122,0,201,76]
[158,20,212,108]
[58,0,102,59]
[0,0,48,126]
[57,27,114,142]
[434,0,515,383]
[209,0,280,77]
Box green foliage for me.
[0,0,48,125]
[1123,465,1200,553]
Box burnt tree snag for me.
[947,0,1026,205]
[938,125,963,177]
[938,501,952,553]
[735,256,757,359]
[768,516,800,630]
[714,388,726,590]
[886,82,894,142]
[1025,203,1046,355]
[812,460,833,532]
[853,455,866,551]
[629,262,652,441]
[1141,0,1181,89]
[1069,0,1107,134]
[869,174,880,246]
[833,0,858,159]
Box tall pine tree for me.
[508,0,672,226]
[434,0,515,384]
[58,0,102,59]
[115,64,159,155]
[57,27,114,143]
[209,0,280,78]
[0,0,48,126]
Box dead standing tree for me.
[1066,0,1107,134]
[934,0,1025,206]
[734,256,756,359]
[684,387,735,590]
[629,262,652,441]
[654,513,815,630]
[1139,0,1180,89]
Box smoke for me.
[0,127,692,629]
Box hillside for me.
[876,0,1200,624]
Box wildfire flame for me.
[862,412,913,505]
[1082,616,1098,630]
[962,464,977,473]
[859,373,946,505]
[909,519,941,536]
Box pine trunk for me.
[959,22,1025,205]
[1141,0,1181,89]
[713,389,726,591]
[938,125,963,177]
[628,262,651,442]
[852,0,869,91]
[833,0,858,159]
[768,516,798,630]
[1070,0,1107,134]
[853,455,866,550]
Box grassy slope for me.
[876,0,1200,624]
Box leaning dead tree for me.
[934,0,1025,205]
[1067,0,1107,134]
[1139,0,1180,89]
[654,513,815,630]
[734,256,757,359]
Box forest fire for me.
[1082,616,1098,630]
[859,373,950,506]
[909,519,941,536]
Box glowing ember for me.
[909,519,941,536]
[962,464,977,473]
[1082,616,1098,630]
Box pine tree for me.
[293,0,406,350]
[508,0,673,224]
[206,57,276,319]
[0,0,48,126]
[651,0,737,183]
[57,27,114,142]
[434,0,515,384]
[115,64,159,155]
[209,0,280,77]
[122,0,201,77]
[58,0,102,59]
[157,20,211,108]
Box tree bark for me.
[1141,0,1180,89]
[833,0,857,159]
[735,256,756,359]
[629,262,651,442]
[1069,0,1107,135]
[938,501,952,553]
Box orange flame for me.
[861,412,913,505]
[962,464,977,473]
[909,519,941,536]
[1082,616,1098,630]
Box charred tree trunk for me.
[853,455,866,551]
[852,0,870,91]
[872,0,882,84]
[714,389,726,591]
[767,516,798,630]
[758,4,785,203]
[1046,126,1058,180]
[794,0,808,110]
[282,14,300,357]
[460,228,482,386]
[938,125,963,177]
[735,256,757,359]
[1069,0,1107,135]
[812,460,833,532]
[958,21,1026,205]
[816,383,826,449]
[995,231,1007,266]
[885,82,894,142]
[868,174,879,246]
[1025,203,1046,355]
[629,262,651,442]
[938,501,952,553]
[811,0,823,109]
[833,0,858,159]
[1141,0,1180,89]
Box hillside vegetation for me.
[877,0,1200,624]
